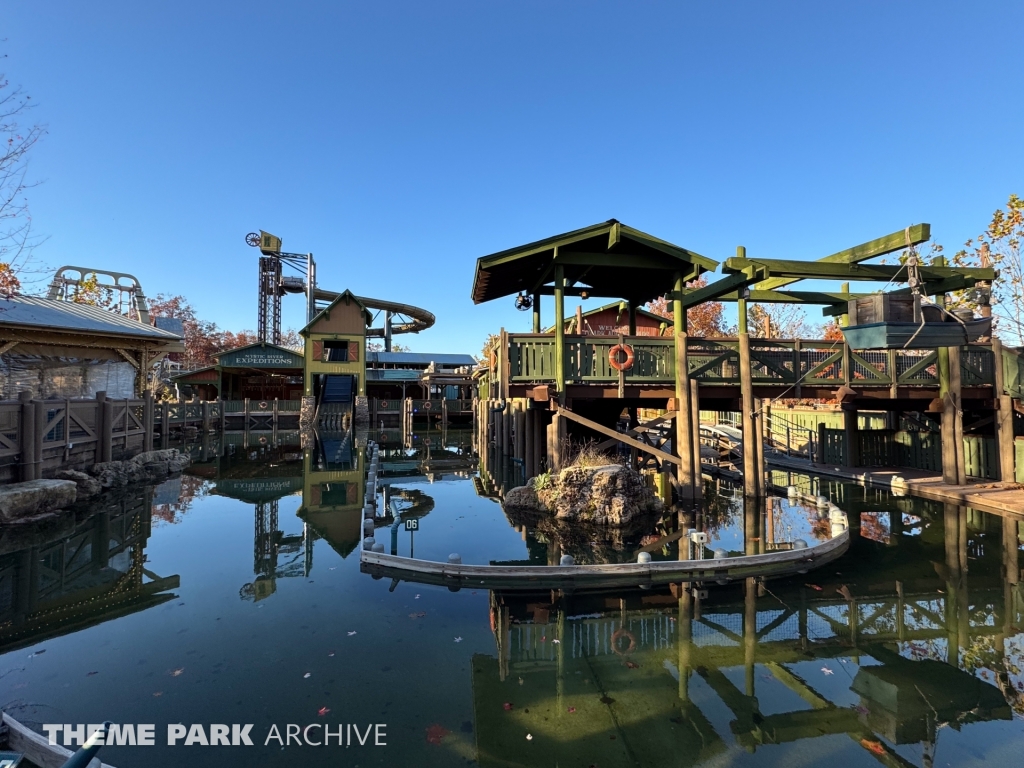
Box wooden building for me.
[300,290,372,420]
[0,294,184,399]
[173,343,305,402]
[548,301,672,337]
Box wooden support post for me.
[842,406,859,468]
[19,391,36,481]
[737,258,759,498]
[754,398,766,491]
[993,338,1016,482]
[547,412,566,473]
[816,422,826,464]
[244,397,251,432]
[202,400,211,434]
[160,402,170,448]
[690,378,702,497]
[553,261,566,398]
[949,345,967,485]
[535,409,546,475]
[674,271,696,499]
[939,346,966,485]
[532,293,540,333]
[143,391,154,451]
[524,404,535,480]
[100,399,113,464]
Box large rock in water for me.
[91,449,191,489]
[504,464,662,527]
[0,479,78,522]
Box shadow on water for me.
[0,425,1021,767]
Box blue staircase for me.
[321,375,354,404]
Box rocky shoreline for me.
[0,449,190,527]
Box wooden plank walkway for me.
[769,454,1024,517]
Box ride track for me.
[312,288,435,337]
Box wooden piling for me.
[690,378,702,497]
[737,269,759,497]
[673,271,696,499]
[19,391,36,481]
[143,391,154,452]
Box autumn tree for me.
[645,276,726,337]
[149,294,222,370]
[749,303,815,339]
[0,58,47,295]
[951,194,1024,346]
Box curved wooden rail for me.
[360,528,850,591]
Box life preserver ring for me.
[423,438,431,447]
[379,432,388,442]
[422,401,432,410]
[259,401,269,410]
[379,400,389,409]
[608,344,635,372]
[611,628,636,655]
[259,436,268,445]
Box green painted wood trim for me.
[755,224,931,291]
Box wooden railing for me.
[489,334,1013,392]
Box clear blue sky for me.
[6,1,1023,353]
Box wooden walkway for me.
[769,454,1024,517]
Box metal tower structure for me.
[246,231,315,345]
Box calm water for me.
[0,429,1021,767]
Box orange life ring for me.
[422,401,432,410]
[379,400,389,409]
[423,438,431,447]
[259,401,269,409]
[608,344,635,372]
[379,432,388,442]
[611,628,637,655]
[259,436,268,444]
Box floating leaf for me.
[303,672,311,679]
[347,631,357,636]
[454,637,463,643]
[425,724,450,745]
[503,702,513,711]
[821,666,834,675]
[318,707,330,716]
[170,668,185,677]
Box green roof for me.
[471,219,717,305]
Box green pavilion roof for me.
[470,219,718,306]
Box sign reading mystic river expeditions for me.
[217,344,304,369]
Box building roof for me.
[300,290,372,335]
[470,219,718,305]
[544,301,672,333]
[0,295,183,342]
[368,352,476,366]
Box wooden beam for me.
[556,406,681,465]
[718,289,872,305]
[756,223,932,291]
[0,340,19,356]
[727,257,997,284]
[115,348,141,369]
[553,252,673,269]
[680,269,763,308]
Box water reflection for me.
[0,489,180,655]
[470,496,1024,766]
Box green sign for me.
[218,345,303,369]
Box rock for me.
[0,479,78,522]
[90,449,190,489]
[55,469,103,499]
[503,484,540,510]
[504,463,662,527]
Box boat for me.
[0,713,115,768]
[840,294,992,350]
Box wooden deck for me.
[484,334,1024,402]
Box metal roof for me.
[366,369,424,382]
[368,352,476,366]
[0,295,183,341]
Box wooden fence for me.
[821,427,1000,479]
[489,334,1023,393]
